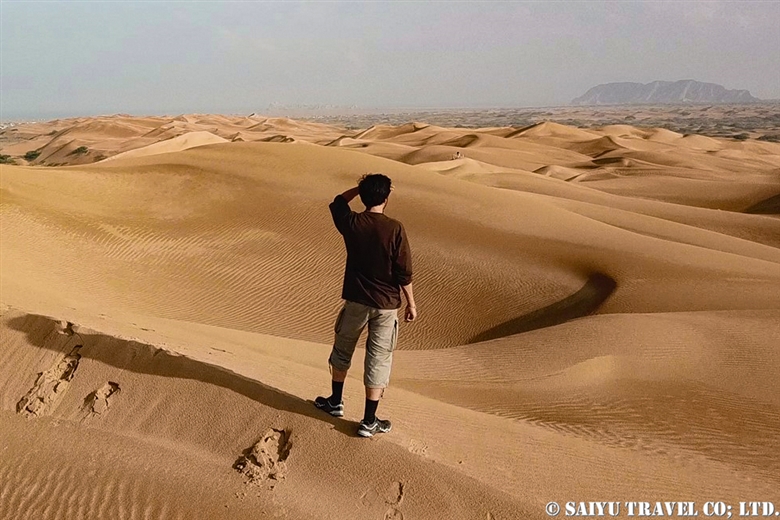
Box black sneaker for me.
[314,396,344,417]
[357,418,392,438]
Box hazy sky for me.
[2,0,779,119]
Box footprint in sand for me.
[55,320,75,335]
[384,509,404,520]
[362,481,405,519]
[17,345,82,417]
[383,481,405,519]
[235,428,292,489]
[385,481,404,506]
[408,439,428,457]
[87,382,121,415]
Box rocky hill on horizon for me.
[572,80,760,105]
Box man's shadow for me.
[6,313,357,437]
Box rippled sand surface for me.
[1,113,779,519]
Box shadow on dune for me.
[5,313,356,437]
[469,273,617,344]
[745,193,780,215]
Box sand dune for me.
[1,114,779,518]
[0,114,348,165]
[508,121,601,141]
[104,131,229,161]
[354,122,431,140]
[397,309,780,486]
[1,311,531,520]
[420,156,532,177]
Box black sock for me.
[329,381,344,404]
[363,399,379,424]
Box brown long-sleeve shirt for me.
[329,195,413,310]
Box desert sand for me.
[1,112,779,519]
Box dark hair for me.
[358,173,392,208]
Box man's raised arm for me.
[339,186,360,202]
[329,186,360,234]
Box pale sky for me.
[2,0,779,119]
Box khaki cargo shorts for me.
[328,300,399,389]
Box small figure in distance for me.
[315,173,417,438]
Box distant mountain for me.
[572,80,760,105]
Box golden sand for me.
[1,114,779,519]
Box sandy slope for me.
[1,115,779,519]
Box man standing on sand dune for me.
[315,173,417,438]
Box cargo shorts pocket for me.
[334,307,346,334]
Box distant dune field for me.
[1,114,779,519]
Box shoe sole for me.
[314,402,344,417]
[357,424,392,438]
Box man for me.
[315,173,417,438]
